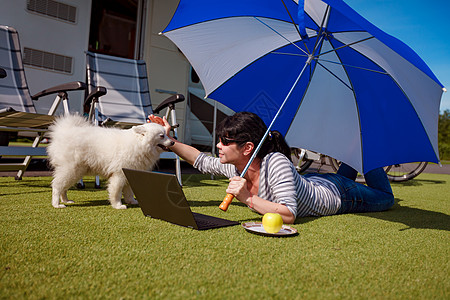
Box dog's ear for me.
[131,125,147,136]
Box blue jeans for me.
[308,164,394,214]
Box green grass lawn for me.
[0,173,449,299]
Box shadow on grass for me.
[359,199,450,231]
[68,199,142,208]
[188,199,248,208]
[238,216,262,223]
[391,178,446,187]
[69,200,111,207]
[0,179,50,189]
[188,200,223,207]
[291,198,450,231]
[0,189,49,197]
[293,216,320,225]
[0,178,50,197]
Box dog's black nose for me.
[170,141,175,146]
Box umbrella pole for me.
[219,55,313,211]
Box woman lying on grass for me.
[149,112,394,224]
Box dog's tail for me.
[47,114,92,168]
[49,114,91,133]
[48,114,92,144]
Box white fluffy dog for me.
[47,114,174,209]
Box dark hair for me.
[216,112,291,160]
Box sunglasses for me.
[220,136,243,146]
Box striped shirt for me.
[194,152,341,217]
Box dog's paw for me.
[53,204,67,208]
[112,204,127,209]
[61,200,75,204]
[125,198,138,205]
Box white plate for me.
[242,222,298,237]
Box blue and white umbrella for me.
[161,0,444,174]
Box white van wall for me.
[0,0,92,114]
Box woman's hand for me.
[226,176,252,204]
[147,114,164,125]
[148,114,171,136]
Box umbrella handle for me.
[219,193,234,211]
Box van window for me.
[88,0,144,59]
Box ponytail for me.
[266,130,292,161]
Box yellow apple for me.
[262,213,283,233]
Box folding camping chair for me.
[84,51,185,186]
[0,25,86,179]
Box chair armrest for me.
[0,107,15,114]
[84,86,107,107]
[0,68,6,78]
[31,81,86,100]
[153,94,185,114]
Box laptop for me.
[123,168,240,230]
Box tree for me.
[438,110,450,161]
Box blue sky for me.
[344,0,450,113]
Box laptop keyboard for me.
[193,212,239,229]
[195,218,220,227]
[193,213,221,227]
